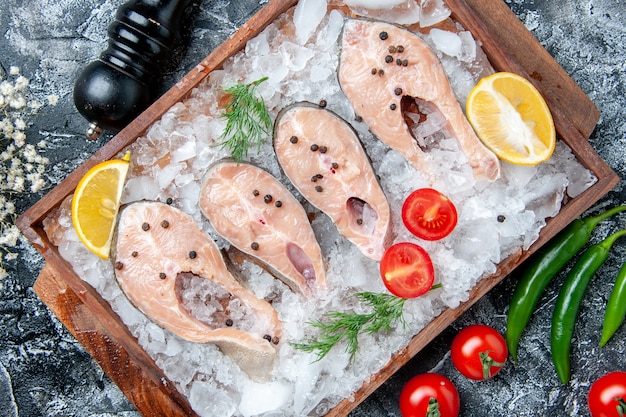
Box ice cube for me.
[108,291,137,321]
[420,0,451,27]
[279,42,316,72]
[122,176,160,203]
[344,0,407,9]
[238,380,292,417]
[189,381,237,417]
[503,162,538,188]
[245,32,270,56]
[310,64,333,82]
[522,172,567,220]
[155,163,184,189]
[458,31,477,62]
[453,219,502,265]
[171,139,197,162]
[343,0,420,25]
[412,107,447,138]
[315,9,344,49]
[294,0,327,44]
[430,28,462,57]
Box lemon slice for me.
[71,152,130,259]
[466,72,556,166]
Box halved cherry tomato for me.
[588,371,626,417]
[402,188,458,241]
[380,242,435,298]
[451,324,508,380]
[399,373,460,417]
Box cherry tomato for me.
[380,242,435,298]
[402,188,458,241]
[588,371,626,417]
[399,373,460,417]
[451,324,508,380]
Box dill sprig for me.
[217,76,272,162]
[292,292,406,362]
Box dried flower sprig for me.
[217,77,272,162]
[1,65,55,281]
[291,292,407,362]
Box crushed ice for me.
[42,0,597,416]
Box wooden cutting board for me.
[22,0,617,416]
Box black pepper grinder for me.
[73,0,195,139]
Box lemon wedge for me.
[466,72,556,166]
[71,152,130,259]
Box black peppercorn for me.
[402,59,408,67]
[271,336,280,345]
[315,185,323,192]
[497,215,506,223]
[225,318,233,327]
[275,201,283,208]
[371,68,377,75]
[142,222,150,231]
[356,218,363,225]
[161,220,169,228]
[290,135,298,144]
[388,45,397,53]
[263,334,272,342]
[319,146,327,153]
[397,45,404,53]
[331,162,339,169]
[379,31,388,40]
[390,103,397,110]
[253,189,260,196]
[189,251,197,259]
[396,58,402,66]
[115,261,123,270]
[394,87,402,96]
[166,197,173,205]
[378,69,384,76]
[385,55,393,63]
[310,144,319,151]
[264,194,273,204]
[319,99,327,108]
[251,242,260,250]
[131,251,138,257]
[159,272,166,279]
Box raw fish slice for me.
[338,18,500,182]
[274,102,392,261]
[113,201,281,380]
[199,161,326,297]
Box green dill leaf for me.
[217,77,272,162]
[291,292,406,362]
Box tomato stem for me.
[616,397,625,417]
[479,350,506,380]
[426,397,441,417]
[430,283,442,291]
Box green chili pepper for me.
[506,205,626,362]
[600,261,626,347]
[551,229,626,384]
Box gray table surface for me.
[1,0,624,416]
